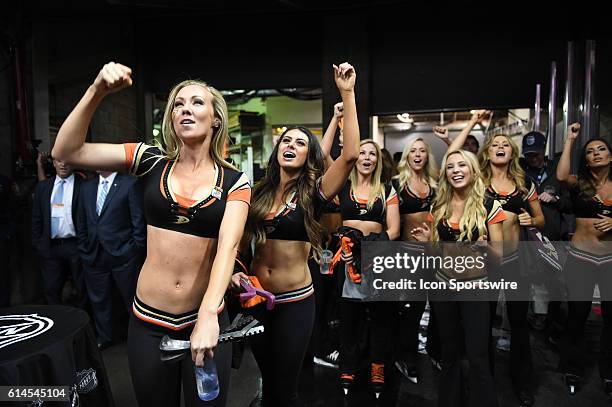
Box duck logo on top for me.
[0,314,54,349]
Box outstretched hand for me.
[411,222,431,242]
[333,62,356,93]
[93,62,133,95]
[518,208,534,227]
[472,110,491,123]
[594,214,612,233]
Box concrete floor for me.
[101,317,612,407]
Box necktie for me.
[51,179,65,238]
[96,180,109,215]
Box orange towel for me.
[240,276,267,308]
[329,236,361,284]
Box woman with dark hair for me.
[231,63,359,407]
[334,138,400,398]
[412,148,505,407]
[52,63,250,406]
[381,147,397,183]
[556,123,612,397]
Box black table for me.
[0,305,114,406]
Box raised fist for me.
[93,62,133,95]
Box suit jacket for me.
[76,174,146,265]
[31,175,82,257]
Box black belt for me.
[51,237,76,245]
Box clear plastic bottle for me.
[194,358,219,401]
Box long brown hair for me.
[577,138,612,199]
[245,126,325,258]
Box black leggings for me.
[339,300,394,373]
[500,255,533,391]
[395,301,426,365]
[433,300,498,407]
[127,308,231,407]
[560,247,612,379]
[249,294,315,407]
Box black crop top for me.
[392,179,435,215]
[431,198,506,242]
[263,184,328,242]
[486,177,538,215]
[570,186,612,218]
[338,181,399,224]
[124,143,251,238]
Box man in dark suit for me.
[32,157,86,307]
[77,171,145,349]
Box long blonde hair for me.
[160,79,235,170]
[349,139,386,210]
[394,137,438,191]
[479,134,527,196]
[431,149,487,242]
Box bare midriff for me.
[501,211,521,254]
[571,219,612,255]
[401,212,429,241]
[136,225,216,314]
[252,239,312,293]
[343,219,383,237]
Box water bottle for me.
[195,357,219,401]
[320,249,333,275]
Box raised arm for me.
[320,102,343,170]
[447,110,490,152]
[320,63,359,198]
[556,123,580,186]
[52,62,134,172]
[36,152,49,181]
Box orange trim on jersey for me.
[124,143,138,171]
[488,209,507,225]
[175,193,197,207]
[528,191,539,202]
[228,188,251,204]
[386,195,399,206]
[604,199,612,206]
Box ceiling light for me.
[397,113,413,123]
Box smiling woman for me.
[51,62,250,407]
